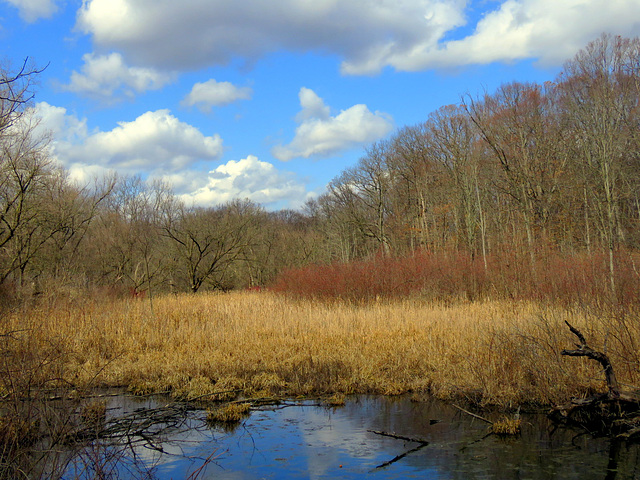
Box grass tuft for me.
[206,403,251,424]
[491,416,522,436]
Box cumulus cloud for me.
[31,103,307,208]
[32,103,223,177]
[272,88,393,161]
[181,79,252,113]
[375,0,640,72]
[3,0,58,22]
[84,110,223,171]
[179,155,309,208]
[63,52,175,102]
[74,0,640,74]
[32,102,89,145]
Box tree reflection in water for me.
[60,394,640,479]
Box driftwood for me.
[551,321,640,439]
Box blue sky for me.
[2,0,639,210]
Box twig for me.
[368,429,429,471]
[452,404,493,425]
[373,443,428,470]
[186,389,241,402]
[459,432,494,452]
[367,430,429,444]
[186,449,222,480]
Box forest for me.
[1,34,640,305]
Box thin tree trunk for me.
[475,177,488,273]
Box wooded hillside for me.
[1,34,639,303]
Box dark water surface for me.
[73,395,640,479]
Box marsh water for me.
[67,395,640,479]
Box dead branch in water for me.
[373,443,428,470]
[367,430,429,444]
[561,321,620,398]
[452,404,493,424]
[368,429,429,470]
[552,321,640,439]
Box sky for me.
[1,0,639,211]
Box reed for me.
[2,291,638,408]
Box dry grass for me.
[80,400,107,433]
[2,291,638,407]
[491,416,522,435]
[206,403,251,424]
[325,393,346,406]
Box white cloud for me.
[32,101,89,144]
[32,103,223,176]
[181,79,252,113]
[75,0,640,74]
[31,103,308,208]
[180,155,308,208]
[84,110,223,171]
[375,0,640,71]
[74,0,466,72]
[3,0,58,22]
[295,88,330,122]
[63,52,175,102]
[272,87,393,161]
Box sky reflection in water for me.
[97,395,640,479]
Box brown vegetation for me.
[271,248,640,307]
[491,417,522,436]
[2,290,637,408]
[206,403,251,425]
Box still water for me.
[70,395,640,479]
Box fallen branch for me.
[368,429,429,471]
[373,443,428,470]
[561,321,619,398]
[452,404,493,425]
[367,430,429,444]
[551,322,640,438]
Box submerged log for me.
[551,321,640,438]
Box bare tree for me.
[558,34,640,295]
[94,176,173,299]
[388,123,441,252]
[163,199,263,293]
[428,104,488,268]
[326,141,396,256]
[0,58,45,135]
[464,82,569,263]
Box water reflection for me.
[82,395,640,479]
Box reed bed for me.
[2,291,638,407]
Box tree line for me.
[1,33,639,302]
[0,60,326,300]
[310,33,640,296]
